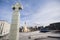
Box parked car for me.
[40,28,49,33]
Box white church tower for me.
[9,2,22,40]
[23,22,30,32]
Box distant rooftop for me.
[51,22,60,24]
[0,20,10,24]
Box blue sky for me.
[0,0,60,26]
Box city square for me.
[0,0,60,40]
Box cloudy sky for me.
[0,0,60,26]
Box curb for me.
[48,36,60,38]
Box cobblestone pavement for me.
[19,31,60,40]
[0,31,60,40]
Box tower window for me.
[12,7,15,10]
[19,7,21,10]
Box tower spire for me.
[25,21,26,25]
[9,2,22,40]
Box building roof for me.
[0,20,10,24]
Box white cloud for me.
[25,1,60,26]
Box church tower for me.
[9,2,22,40]
[23,22,30,32]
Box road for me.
[19,31,60,40]
[0,31,60,40]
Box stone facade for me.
[0,20,10,36]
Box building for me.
[45,22,60,30]
[0,20,10,36]
[22,22,30,32]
